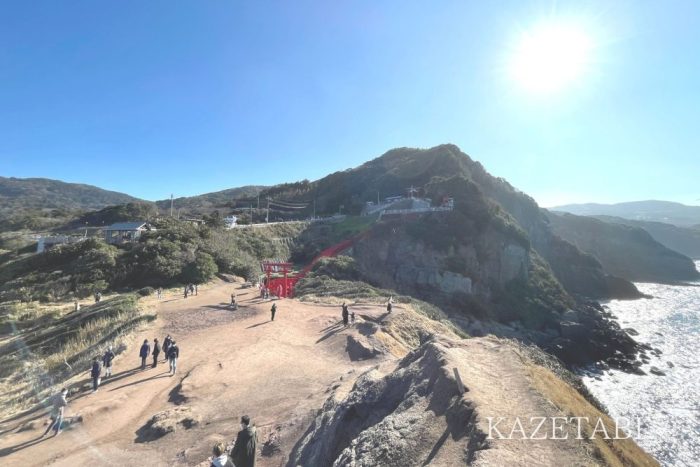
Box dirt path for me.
[0,279,383,466]
[0,280,651,466]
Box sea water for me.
[582,261,700,466]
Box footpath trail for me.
[0,279,383,466]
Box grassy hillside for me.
[154,185,265,213]
[0,177,144,232]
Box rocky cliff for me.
[288,333,658,467]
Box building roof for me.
[104,221,150,231]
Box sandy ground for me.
[0,279,382,466]
[0,279,652,466]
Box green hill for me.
[0,177,143,232]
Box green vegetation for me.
[74,202,158,227]
[309,256,361,281]
[495,252,573,330]
[0,176,142,234]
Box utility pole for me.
[170,194,174,217]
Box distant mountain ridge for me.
[552,200,700,227]
[0,176,145,231]
[0,176,143,211]
[592,215,700,260]
[546,211,700,282]
[154,185,266,212]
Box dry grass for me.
[0,293,157,420]
[527,364,659,467]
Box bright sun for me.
[510,23,593,94]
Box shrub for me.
[138,287,155,296]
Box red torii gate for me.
[261,260,295,298]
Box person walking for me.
[90,357,102,392]
[210,442,235,467]
[43,388,68,437]
[167,341,179,376]
[152,338,161,368]
[387,295,393,313]
[341,302,349,326]
[231,415,257,467]
[139,339,151,370]
[351,311,356,324]
[194,284,198,296]
[184,286,189,298]
[157,287,163,300]
[163,335,172,362]
[270,303,277,321]
[102,345,115,378]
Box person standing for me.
[157,287,163,300]
[168,341,179,376]
[341,302,349,326]
[163,335,172,362]
[43,388,68,437]
[139,339,151,370]
[90,357,102,392]
[387,295,393,313]
[102,346,115,378]
[194,284,198,295]
[350,311,355,324]
[152,338,161,368]
[270,303,277,321]
[184,286,189,298]
[231,415,257,467]
[74,300,80,312]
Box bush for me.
[309,256,360,281]
[138,287,155,297]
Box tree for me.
[181,252,218,283]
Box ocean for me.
[582,261,700,466]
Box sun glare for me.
[510,22,593,94]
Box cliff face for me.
[547,212,700,283]
[352,217,528,304]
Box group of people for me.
[184,283,198,298]
[140,335,179,375]
[85,345,115,393]
[209,415,258,467]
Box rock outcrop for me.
[288,334,658,466]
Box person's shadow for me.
[0,434,48,457]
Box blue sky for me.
[1,1,698,206]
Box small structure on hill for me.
[224,215,238,229]
[104,221,155,245]
[182,218,206,228]
[36,235,85,253]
